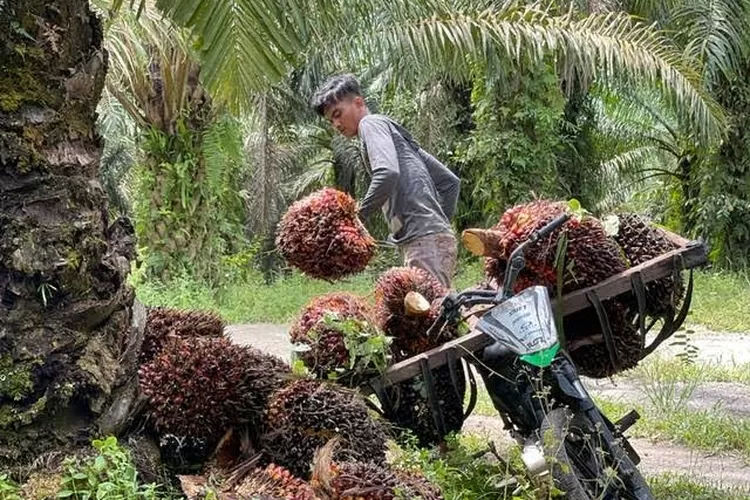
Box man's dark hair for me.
[311,74,362,116]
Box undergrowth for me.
[135,259,485,324]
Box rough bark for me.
[0,0,140,466]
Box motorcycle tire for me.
[544,408,655,500]
[540,408,592,500]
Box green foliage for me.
[648,473,750,500]
[132,113,247,285]
[453,60,567,228]
[688,270,750,331]
[390,433,536,499]
[135,259,484,324]
[594,396,750,459]
[57,436,164,499]
[0,356,36,402]
[693,69,750,268]
[320,312,392,377]
[0,474,22,500]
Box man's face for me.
[323,95,366,138]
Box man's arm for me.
[419,148,460,220]
[358,117,400,221]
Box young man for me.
[312,74,461,288]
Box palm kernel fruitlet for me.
[260,380,389,479]
[276,188,376,280]
[233,464,319,500]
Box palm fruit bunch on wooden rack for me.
[373,267,465,446]
[276,188,376,280]
[374,267,454,360]
[259,380,389,479]
[310,440,443,500]
[463,200,682,378]
[139,336,290,468]
[289,293,391,386]
[614,213,684,318]
[381,367,466,447]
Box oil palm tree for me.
[0,0,140,466]
[105,8,247,283]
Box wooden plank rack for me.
[364,236,709,394]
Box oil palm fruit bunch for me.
[140,307,225,364]
[374,267,453,360]
[232,464,319,500]
[260,380,389,479]
[475,200,627,293]
[140,337,290,456]
[383,365,465,447]
[614,213,684,318]
[276,188,376,281]
[563,299,643,378]
[311,440,443,500]
[289,293,391,386]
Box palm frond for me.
[290,160,334,198]
[346,2,724,144]
[671,0,750,85]
[595,144,669,211]
[105,7,197,133]
[156,0,724,144]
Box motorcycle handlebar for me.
[430,212,572,331]
[536,213,570,240]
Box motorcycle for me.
[429,213,654,499]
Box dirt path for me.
[226,324,750,491]
[461,415,750,490]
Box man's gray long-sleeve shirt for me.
[357,114,460,246]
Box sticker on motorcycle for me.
[476,286,559,355]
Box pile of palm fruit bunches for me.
[137,306,443,499]
[134,191,683,498]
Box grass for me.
[135,259,486,324]
[593,396,750,460]
[628,354,750,384]
[688,270,750,332]
[648,473,750,500]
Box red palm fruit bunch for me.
[484,200,627,293]
[276,188,376,281]
[232,464,319,500]
[260,379,389,479]
[614,213,684,319]
[563,299,643,378]
[140,307,225,364]
[311,440,443,500]
[374,267,453,360]
[139,336,290,445]
[289,293,391,386]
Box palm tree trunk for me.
[0,0,141,466]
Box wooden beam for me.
[363,238,707,392]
